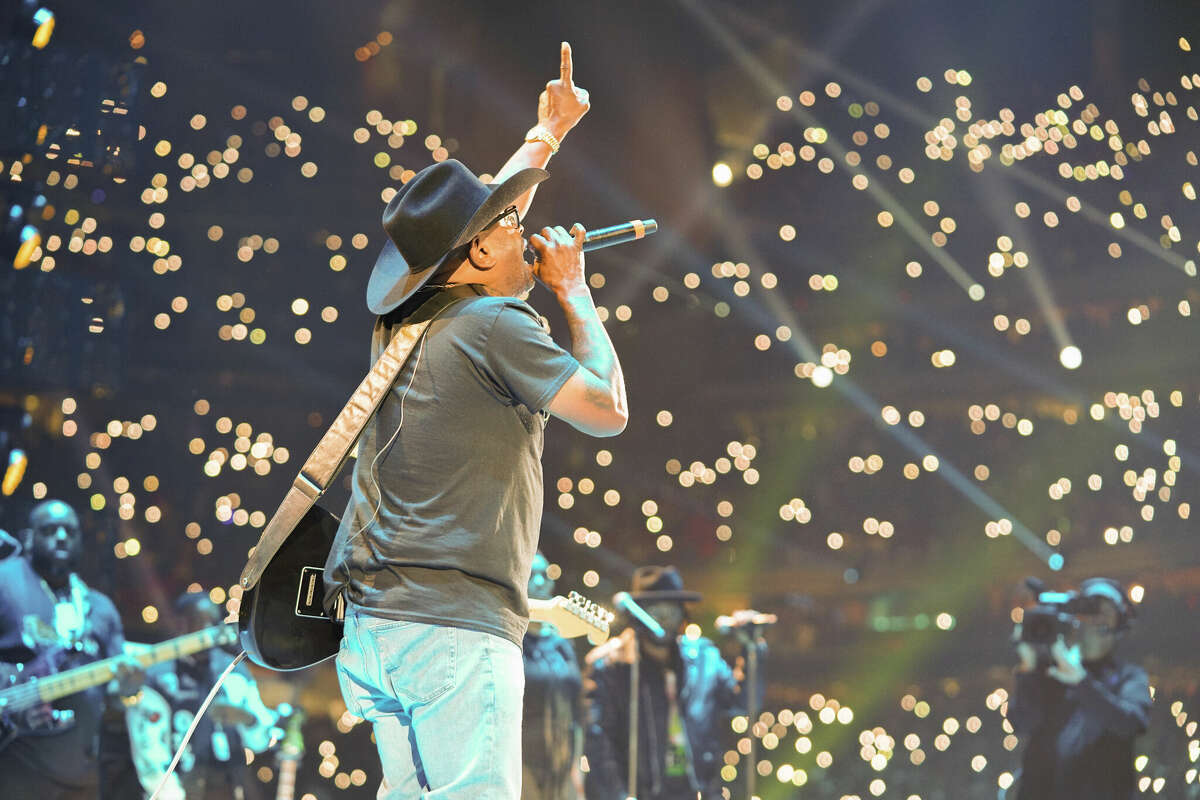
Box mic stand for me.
[628,628,639,800]
[744,629,762,800]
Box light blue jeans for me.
[335,607,525,799]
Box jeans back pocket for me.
[369,619,457,705]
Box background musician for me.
[0,499,143,799]
[125,592,281,800]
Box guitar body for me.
[239,505,343,671]
[237,504,611,671]
[0,645,78,751]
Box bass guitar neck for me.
[0,624,238,715]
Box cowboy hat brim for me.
[627,589,703,603]
[366,166,549,315]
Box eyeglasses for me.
[490,205,521,231]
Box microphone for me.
[582,219,658,251]
[715,611,778,634]
[524,219,658,264]
[613,592,667,639]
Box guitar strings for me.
[2,627,226,725]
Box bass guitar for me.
[238,505,612,671]
[0,623,237,750]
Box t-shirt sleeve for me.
[483,304,580,412]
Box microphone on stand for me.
[715,611,778,634]
[524,219,658,264]
[613,592,667,639]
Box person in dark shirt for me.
[125,592,280,800]
[324,42,627,799]
[522,551,584,800]
[1007,577,1151,800]
[0,499,142,800]
[583,567,768,800]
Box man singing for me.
[583,567,769,800]
[323,42,627,799]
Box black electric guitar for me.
[238,505,613,671]
[0,623,237,750]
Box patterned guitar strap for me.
[238,284,482,601]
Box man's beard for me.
[32,550,76,583]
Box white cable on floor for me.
[149,650,248,800]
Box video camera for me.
[1019,590,1111,646]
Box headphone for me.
[1078,577,1135,633]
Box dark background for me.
[3,1,1200,797]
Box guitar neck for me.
[0,624,235,713]
[275,760,300,800]
[274,713,305,800]
[528,593,612,644]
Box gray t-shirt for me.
[323,285,579,646]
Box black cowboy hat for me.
[366,159,548,314]
[627,565,702,603]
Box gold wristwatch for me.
[524,125,561,154]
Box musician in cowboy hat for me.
[324,42,627,800]
[583,567,771,800]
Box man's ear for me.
[18,526,32,553]
[467,235,496,271]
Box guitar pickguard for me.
[238,504,343,670]
[294,567,328,620]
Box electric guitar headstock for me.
[528,591,613,645]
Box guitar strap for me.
[238,284,481,593]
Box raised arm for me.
[493,41,589,218]
[533,224,627,437]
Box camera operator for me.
[1007,577,1151,800]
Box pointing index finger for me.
[560,41,573,87]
